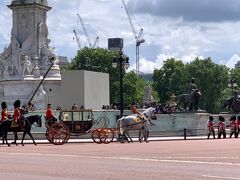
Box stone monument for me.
[142,84,154,105]
[0,0,61,110]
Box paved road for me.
[0,139,240,180]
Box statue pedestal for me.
[149,112,210,136]
[0,76,61,110]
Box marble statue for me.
[0,0,61,110]
[143,84,154,105]
[21,55,33,75]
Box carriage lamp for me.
[112,52,130,117]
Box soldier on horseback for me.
[12,100,25,129]
[131,102,155,125]
[1,102,11,123]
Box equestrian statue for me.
[175,78,202,111]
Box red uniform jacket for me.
[46,108,55,119]
[207,121,214,131]
[218,121,225,130]
[1,110,9,122]
[230,121,237,130]
[13,109,20,122]
[237,120,240,129]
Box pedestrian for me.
[229,116,237,138]
[207,116,215,139]
[218,116,226,139]
[72,104,78,110]
[237,116,240,138]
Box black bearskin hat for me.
[1,101,7,109]
[13,100,21,109]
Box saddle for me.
[11,116,25,131]
[134,114,147,123]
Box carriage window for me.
[72,112,82,121]
[62,112,72,121]
[83,111,92,121]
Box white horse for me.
[117,107,157,143]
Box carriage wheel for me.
[100,128,114,144]
[91,129,102,144]
[46,122,70,145]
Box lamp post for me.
[112,52,130,117]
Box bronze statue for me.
[177,78,201,111]
[221,80,240,113]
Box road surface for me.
[0,139,240,180]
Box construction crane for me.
[77,13,99,48]
[121,0,145,76]
[92,36,99,48]
[73,29,81,49]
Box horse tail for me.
[118,117,125,135]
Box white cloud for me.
[1,1,240,74]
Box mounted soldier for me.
[1,102,11,123]
[12,100,24,129]
[130,102,155,126]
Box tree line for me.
[66,47,240,113]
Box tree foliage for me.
[153,57,229,113]
[152,58,187,103]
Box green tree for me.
[152,57,229,113]
[152,58,187,103]
[185,58,229,112]
[123,71,149,107]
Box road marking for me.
[0,152,240,166]
[202,175,240,179]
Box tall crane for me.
[77,13,99,48]
[73,29,81,49]
[92,36,99,48]
[121,0,145,76]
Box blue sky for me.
[1,0,240,73]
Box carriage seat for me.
[45,116,57,128]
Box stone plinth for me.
[0,0,61,109]
[1,76,61,110]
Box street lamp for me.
[112,52,130,117]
